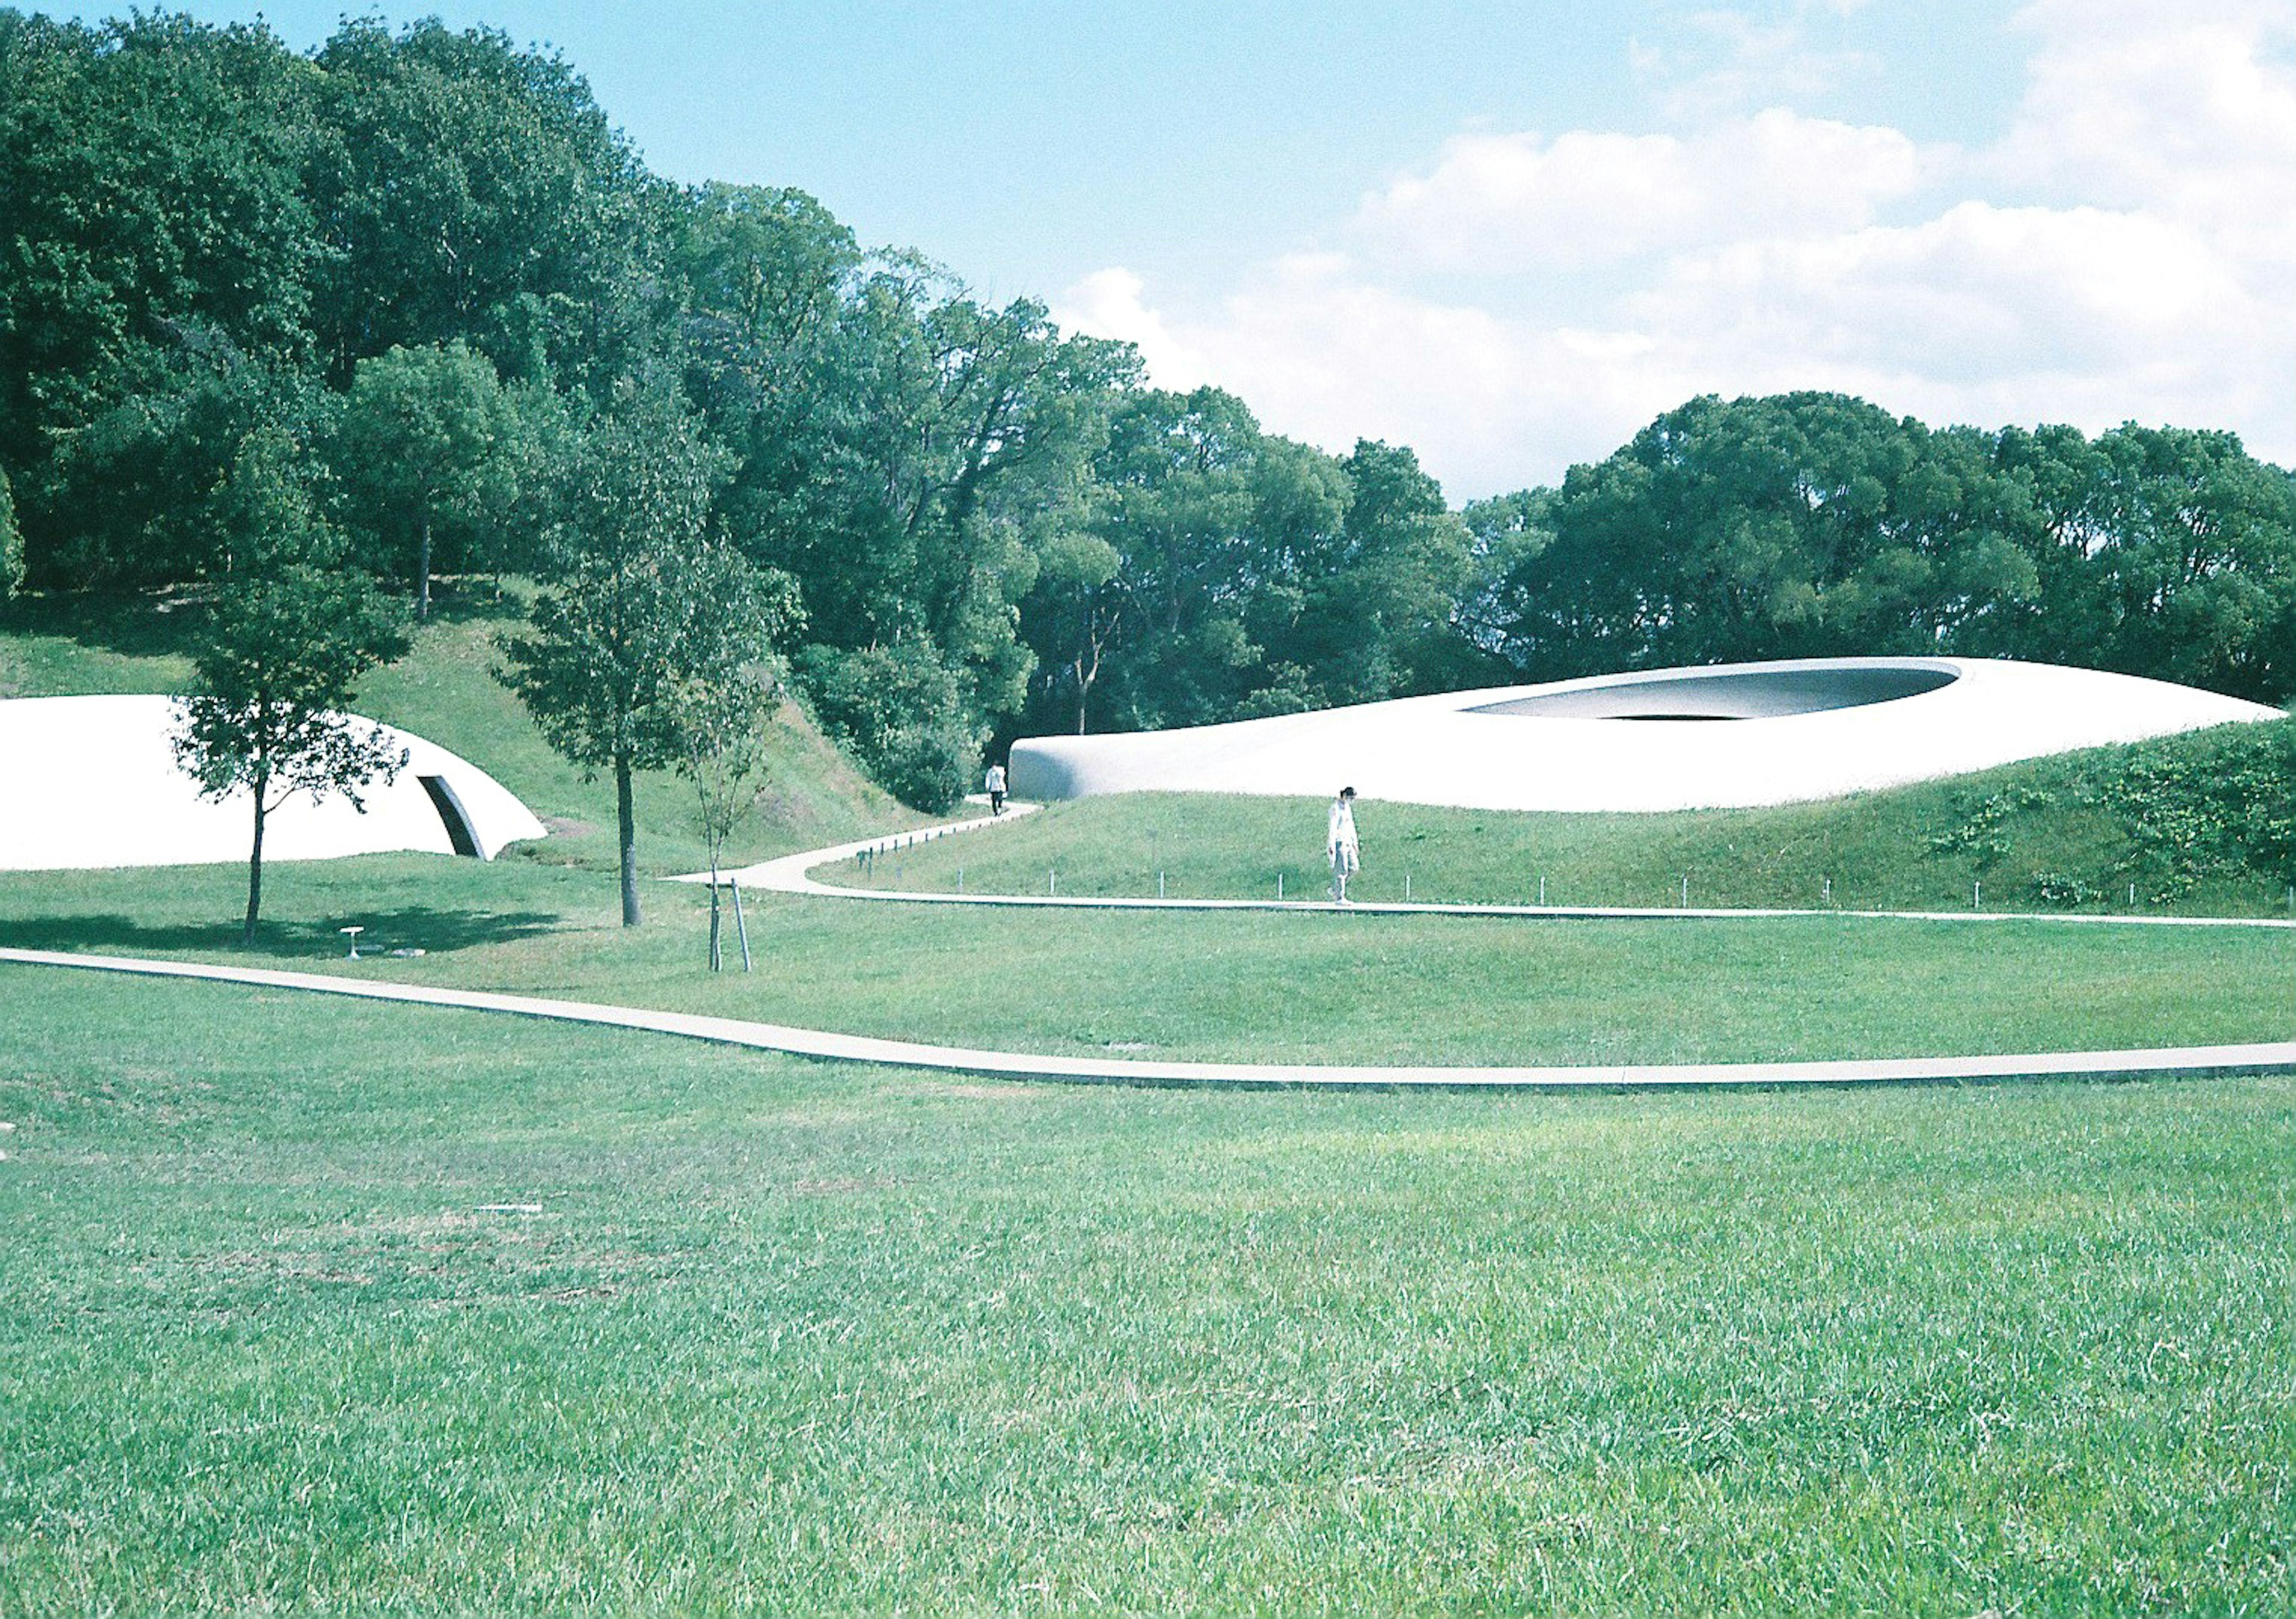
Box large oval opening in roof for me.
[1468,662,1959,720]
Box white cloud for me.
[1057,5,2296,499]
[1632,7,1877,121]
[1060,267,1213,391]
[1353,109,1931,273]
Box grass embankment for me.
[3,967,2291,1614]
[0,582,923,875]
[856,722,2296,918]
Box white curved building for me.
[0,694,547,871]
[1009,657,2284,813]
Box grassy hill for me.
[853,720,2296,918]
[0,582,921,873]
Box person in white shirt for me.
[985,762,1007,815]
[1327,786,1360,903]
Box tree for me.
[499,384,762,926]
[1293,439,1476,704]
[677,656,789,970]
[0,468,21,598]
[331,340,521,618]
[171,429,410,945]
[0,12,325,584]
[797,639,978,812]
[307,18,657,389]
[1030,528,1123,733]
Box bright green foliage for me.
[1483,395,2296,701]
[1027,526,1124,734]
[499,386,775,924]
[1021,387,1344,731]
[330,340,524,617]
[1491,393,2020,676]
[42,357,333,586]
[171,428,410,944]
[8,5,2296,813]
[305,18,656,387]
[666,191,1153,785]
[1299,438,1479,703]
[0,11,327,578]
[1015,395,1497,737]
[797,639,981,812]
[676,654,799,970]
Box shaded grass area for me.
[856,722,2296,917]
[5,856,2295,1067]
[2,967,2291,1614]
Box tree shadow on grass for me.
[0,586,209,664]
[1,578,526,664]
[0,906,564,959]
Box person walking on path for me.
[985,762,1007,816]
[1328,786,1360,903]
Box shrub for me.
[795,641,979,812]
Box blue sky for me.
[49,1,2296,497]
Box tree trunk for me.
[242,787,268,948]
[616,753,642,927]
[707,853,722,971]
[416,511,433,621]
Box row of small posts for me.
[849,826,2289,915]
[850,853,2193,911]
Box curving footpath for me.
[7,942,2296,1092]
[12,801,2296,1092]
[701,800,2296,933]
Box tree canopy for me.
[6,10,2295,828]
[171,427,410,944]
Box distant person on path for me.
[985,762,1007,816]
[1328,785,1360,903]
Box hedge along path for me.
[10,945,2296,1092]
[705,798,2296,933]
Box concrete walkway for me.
[698,799,2296,933]
[8,944,2295,1091]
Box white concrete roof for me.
[1009,657,2283,812]
[0,694,547,870]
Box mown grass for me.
[5,854,2295,1067]
[7,598,2295,1610]
[852,725,2296,917]
[2,966,2291,1614]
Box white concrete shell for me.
[1009,657,2284,813]
[0,694,548,871]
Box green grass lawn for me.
[6,854,2295,1067]
[3,966,2291,1614]
[8,597,2296,1610]
[849,732,2296,917]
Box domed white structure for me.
[0,694,547,871]
[1009,657,2284,813]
